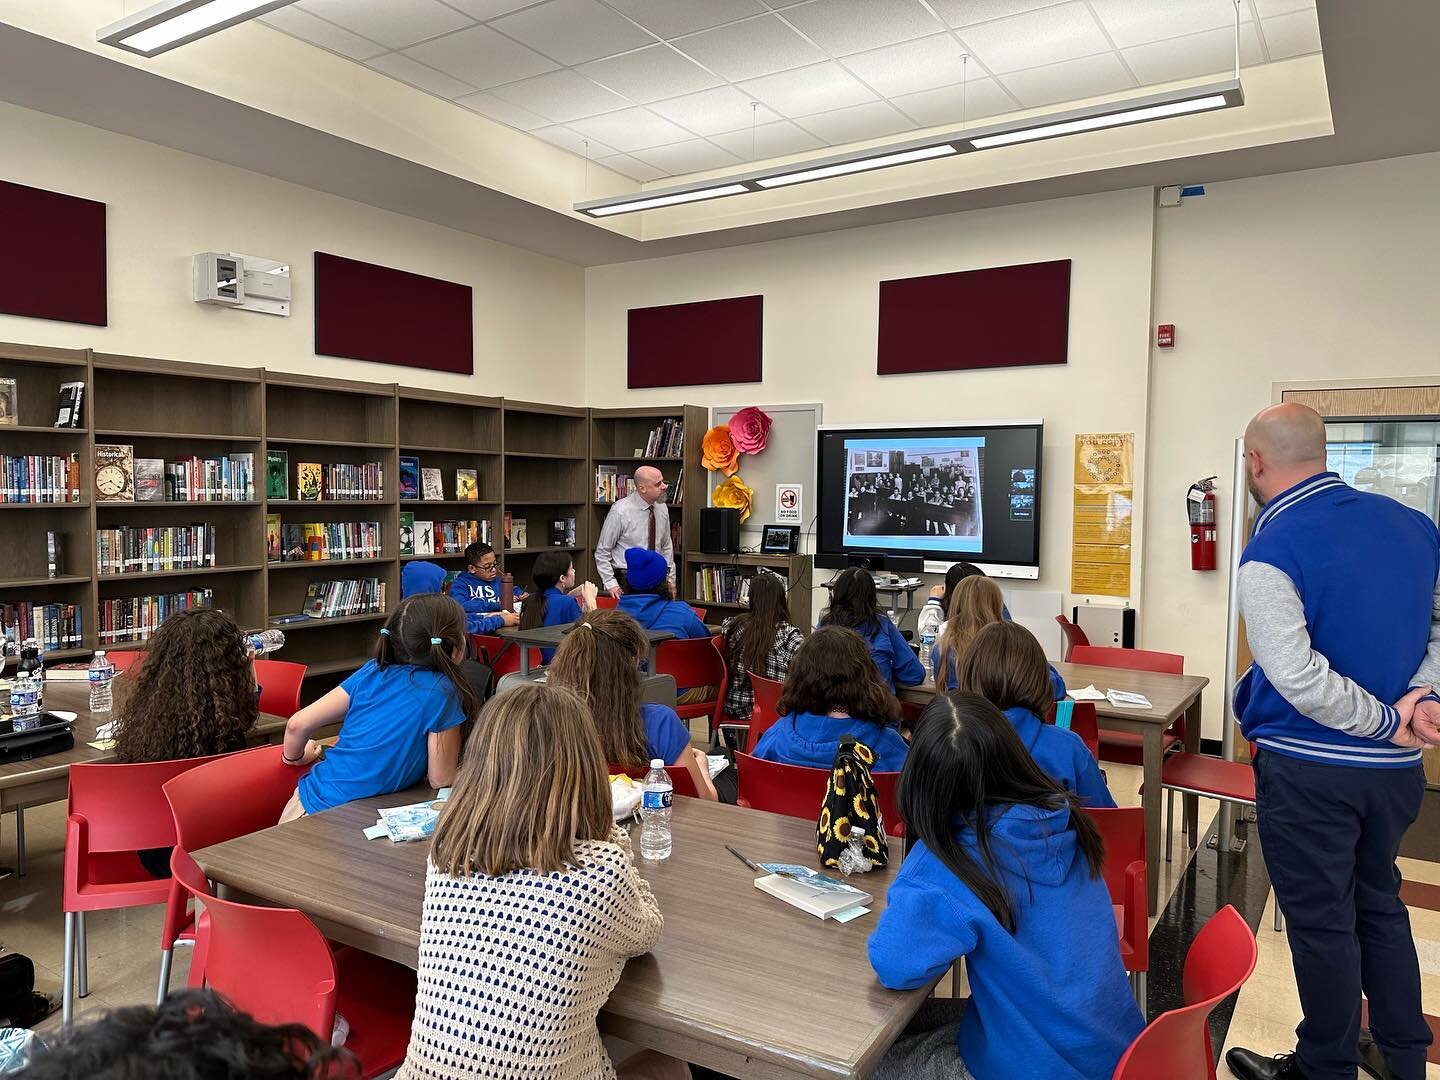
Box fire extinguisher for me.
[1188,476,1218,571]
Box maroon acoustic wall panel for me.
[314,252,472,375]
[0,180,107,327]
[628,295,763,389]
[877,259,1070,375]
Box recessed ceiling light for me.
[98,0,298,58]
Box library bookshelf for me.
[685,551,813,629]
[502,400,590,588]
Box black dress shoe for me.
[1225,1047,1307,1080]
[1357,1029,1395,1080]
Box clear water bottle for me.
[838,826,875,876]
[18,639,43,713]
[916,600,944,673]
[244,629,286,655]
[88,650,115,714]
[639,758,673,861]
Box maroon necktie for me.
[647,504,657,550]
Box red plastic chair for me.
[609,761,701,798]
[253,658,306,719]
[742,673,785,755]
[61,754,229,1023]
[1070,645,1186,768]
[1112,905,1257,1080]
[1046,700,1101,759]
[469,633,504,664]
[654,636,728,739]
[158,746,313,1003]
[108,649,145,676]
[1055,614,1090,661]
[735,752,905,838]
[594,594,619,609]
[1083,807,1149,1008]
[170,849,415,1078]
[689,605,708,622]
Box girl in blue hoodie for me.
[819,568,925,692]
[752,626,909,773]
[868,692,1142,1080]
[959,621,1113,808]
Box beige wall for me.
[0,101,587,400]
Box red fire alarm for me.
[1156,323,1175,348]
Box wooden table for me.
[901,660,1210,914]
[196,793,933,1079]
[497,624,674,674]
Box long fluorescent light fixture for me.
[576,78,1242,219]
[98,0,298,57]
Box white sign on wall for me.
[775,483,803,524]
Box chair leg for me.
[14,808,26,878]
[1274,902,1284,933]
[62,912,76,1025]
[950,963,963,999]
[1130,970,1147,1013]
[77,910,89,999]
[157,949,174,1007]
[1164,789,1174,863]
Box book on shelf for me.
[400,512,415,557]
[95,443,135,502]
[46,530,62,578]
[501,510,513,549]
[266,450,289,500]
[53,381,84,429]
[442,569,461,592]
[321,462,383,501]
[296,462,322,501]
[641,419,683,459]
[98,589,211,645]
[296,577,386,620]
[429,519,483,555]
[420,467,444,501]
[134,458,165,502]
[456,468,478,501]
[399,456,419,500]
[512,519,528,548]
[565,516,576,547]
[550,518,566,546]
[0,377,16,426]
[96,524,217,575]
[266,514,281,561]
[694,566,753,606]
[413,520,435,556]
[272,520,381,562]
[671,469,683,507]
[162,454,255,502]
[1,453,82,504]
[1,601,83,652]
[278,524,306,562]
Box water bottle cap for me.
[94,650,105,657]
[650,759,665,769]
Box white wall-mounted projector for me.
[193,252,291,316]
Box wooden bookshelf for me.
[398,388,502,567]
[501,400,589,589]
[685,551,813,628]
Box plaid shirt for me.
[721,618,804,720]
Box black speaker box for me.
[700,507,741,554]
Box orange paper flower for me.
[701,425,739,476]
[712,473,754,523]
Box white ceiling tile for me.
[650,86,781,135]
[455,90,552,129]
[528,124,619,158]
[569,107,698,151]
[797,99,916,144]
[1251,0,1312,16]
[365,52,477,97]
[954,1,1111,73]
[489,69,632,121]
[1121,23,1263,86]
[296,0,472,50]
[403,24,557,88]
[1261,8,1321,59]
[709,119,824,160]
[889,77,1016,127]
[603,0,770,40]
[929,0,1068,28]
[778,0,945,57]
[578,45,722,103]
[445,0,547,17]
[260,5,386,60]
[999,51,1135,107]
[840,32,971,98]
[671,14,825,81]
[739,60,877,117]
[490,0,655,65]
[593,153,669,182]
[633,139,743,176]
[1087,0,1247,50]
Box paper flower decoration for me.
[701,425,740,476]
[712,473,755,523]
[728,406,772,455]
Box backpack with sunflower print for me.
[817,735,889,870]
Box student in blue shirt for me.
[819,567,925,691]
[520,550,598,664]
[959,621,1113,808]
[753,626,909,774]
[546,609,719,801]
[617,548,709,639]
[278,593,481,820]
[933,575,1066,700]
[401,559,447,599]
[867,691,1142,1080]
[449,542,520,634]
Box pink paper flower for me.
[728,406,772,455]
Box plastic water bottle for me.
[244,629,286,655]
[639,758,673,861]
[838,826,875,876]
[916,601,944,672]
[88,651,115,714]
[18,639,44,712]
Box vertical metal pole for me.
[1218,436,1250,848]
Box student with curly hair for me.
[819,568,925,692]
[752,625,909,773]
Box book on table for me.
[753,865,871,920]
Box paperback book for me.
[266,450,289,500]
[0,377,16,426]
[134,458,165,502]
[296,462,322,501]
[265,514,281,562]
[94,444,135,502]
[413,519,435,556]
[455,468,478,501]
[400,512,415,556]
[399,456,420,500]
[421,467,444,501]
[53,382,84,429]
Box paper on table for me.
[831,905,872,924]
[1068,684,1107,702]
[362,823,388,841]
[1106,689,1152,709]
[88,739,117,751]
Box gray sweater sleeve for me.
[1237,560,1399,740]
[1410,566,1440,696]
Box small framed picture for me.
[760,524,800,555]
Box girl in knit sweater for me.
[396,682,685,1080]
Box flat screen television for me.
[816,420,1043,578]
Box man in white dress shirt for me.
[595,466,673,598]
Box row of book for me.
[401,515,488,557]
[298,578,386,620]
[299,462,385,502]
[98,590,213,645]
[593,466,683,506]
[1,453,83,504]
[1,602,83,652]
[399,458,479,502]
[92,445,257,503]
[641,419,683,459]
[694,567,754,607]
[97,525,217,576]
[267,517,381,563]
[0,377,83,429]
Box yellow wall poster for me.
[1072,432,1134,597]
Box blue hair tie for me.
[378,628,390,637]
[430,637,442,645]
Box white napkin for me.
[1067,684,1106,702]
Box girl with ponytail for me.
[279,593,480,822]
